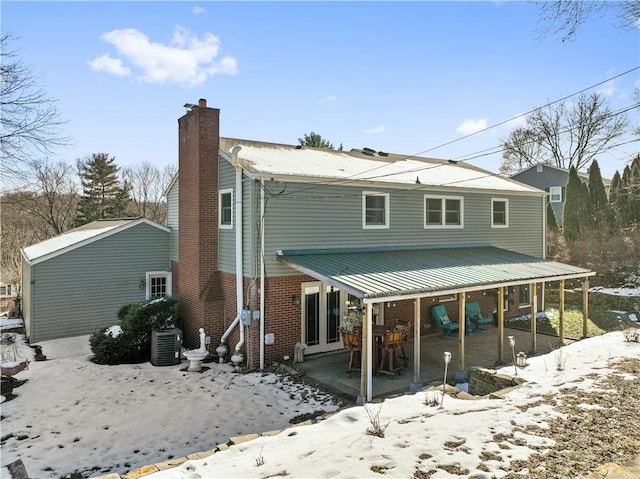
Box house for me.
[169,100,594,402]
[21,218,171,343]
[510,163,610,225]
[0,270,18,313]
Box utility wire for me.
[258,67,639,198]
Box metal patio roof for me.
[277,246,595,302]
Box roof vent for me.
[378,151,389,157]
[295,145,302,149]
[362,147,376,156]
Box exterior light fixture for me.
[440,351,452,407]
[508,335,517,376]
[291,295,301,306]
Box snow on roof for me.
[219,138,541,194]
[22,218,164,264]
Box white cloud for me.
[87,54,131,76]
[364,124,385,134]
[317,94,336,104]
[192,5,205,15]
[456,118,488,136]
[90,26,237,86]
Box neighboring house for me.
[169,100,594,402]
[510,163,610,225]
[0,273,18,314]
[21,218,171,343]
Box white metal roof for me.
[219,138,542,194]
[22,218,170,265]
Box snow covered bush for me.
[90,296,180,365]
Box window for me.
[439,293,456,302]
[219,189,233,229]
[424,195,463,228]
[362,192,389,229]
[491,198,509,228]
[549,186,562,203]
[519,285,531,308]
[0,285,10,296]
[146,272,172,300]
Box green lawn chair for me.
[465,302,493,331]
[431,304,459,339]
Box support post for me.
[410,298,423,391]
[457,292,466,372]
[582,278,589,338]
[497,287,505,363]
[559,279,565,345]
[530,282,537,353]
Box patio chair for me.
[340,327,362,377]
[431,304,459,339]
[465,302,493,332]
[378,329,404,376]
[394,319,411,367]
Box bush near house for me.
[90,296,180,365]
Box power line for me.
[259,67,639,198]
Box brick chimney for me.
[177,99,225,347]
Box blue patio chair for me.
[431,304,459,339]
[465,302,493,331]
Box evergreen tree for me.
[562,166,588,242]
[546,200,559,230]
[586,159,611,230]
[608,170,623,226]
[629,155,640,224]
[618,165,633,225]
[297,132,343,150]
[75,153,130,226]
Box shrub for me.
[90,296,180,365]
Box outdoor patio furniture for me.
[465,302,493,331]
[431,304,459,339]
[340,327,362,377]
[378,329,404,376]
[394,319,410,366]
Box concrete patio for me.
[294,325,569,403]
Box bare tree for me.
[499,126,546,175]
[500,92,629,174]
[0,33,69,180]
[21,159,78,234]
[122,162,176,224]
[536,0,640,43]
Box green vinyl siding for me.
[167,179,179,261]
[27,223,170,343]
[260,182,544,276]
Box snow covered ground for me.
[1,287,639,479]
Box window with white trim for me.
[424,195,463,228]
[362,192,389,229]
[549,186,562,203]
[219,189,233,229]
[0,285,11,296]
[146,272,172,300]
[491,198,509,228]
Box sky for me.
[2,1,639,185]
[1,291,639,478]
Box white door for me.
[302,283,344,354]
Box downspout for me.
[260,178,266,370]
[231,145,245,369]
